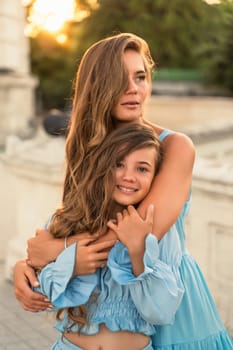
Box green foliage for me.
[198,0,233,94]
[30,32,78,110]
[77,0,209,69]
[29,0,233,109]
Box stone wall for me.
[0,0,38,147]
[186,135,233,334]
[1,130,65,278]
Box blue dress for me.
[151,130,233,349]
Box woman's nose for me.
[126,78,138,94]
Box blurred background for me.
[24,0,233,111]
[0,0,232,348]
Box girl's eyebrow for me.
[136,161,152,166]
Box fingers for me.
[24,262,40,287]
[35,228,47,237]
[91,239,116,252]
[116,212,123,222]
[127,205,137,215]
[14,282,52,312]
[145,204,154,226]
[18,292,53,312]
[76,232,100,241]
[107,220,117,232]
[77,237,100,247]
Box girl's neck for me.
[111,202,126,218]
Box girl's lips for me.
[117,185,138,193]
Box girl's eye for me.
[138,167,148,173]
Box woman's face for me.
[112,146,156,206]
[112,49,151,125]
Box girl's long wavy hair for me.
[53,124,162,331]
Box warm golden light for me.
[56,33,68,45]
[203,0,221,4]
[23,0,98,43]
[23,0,75,43]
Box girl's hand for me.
[13,259,52,312]
[107,205,154,252]
[107,205,154,276]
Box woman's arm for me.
[14,235,116,311]
[13,259,52,312]
[138,131,195,239]
[27,229,114,270]
[26,132,193,270]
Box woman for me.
[14,33,232,349]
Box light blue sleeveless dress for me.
[151,130,233,349]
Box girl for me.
[34,124,184,350]
[14,33,232,349]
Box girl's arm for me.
[33,243,99,309]
[107,209,184,326]
[138,131,195,239]
[107,205,154,276]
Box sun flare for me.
[22,0,97,43]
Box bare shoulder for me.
[143,121,195,160]
[163,131,196,169]
[164,131,195,150]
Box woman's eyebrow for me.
[136,69,146,74]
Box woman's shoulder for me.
[144,120,195,152]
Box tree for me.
[198,0,233,94]
[77,0,210,68]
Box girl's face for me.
[112,147,156,206]
[112,49,151,125]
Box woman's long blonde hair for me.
[49,33,155,239]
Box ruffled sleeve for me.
[107,228,184,325]
[35,243,98,308]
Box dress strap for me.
[158,129,174,142]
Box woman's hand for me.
[27,229,64,269]
[13,259,52,312]
[73,237,117,275]
[27,229,116,271]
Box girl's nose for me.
[122,169,136,182]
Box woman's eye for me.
[116,162,124,168]
[136,74,146,82]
